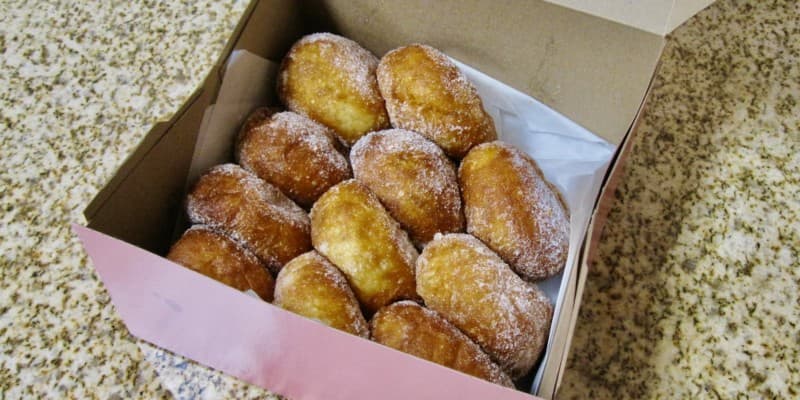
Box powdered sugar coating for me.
[167,225,275,301]
[310,179,419,314]
[235,106,279,143]
[294,33,376,99]
[460,142,569,281]
[278,33,389,146]
[275,251,369,338]
[350,129,464,248]
[370,300,514,387]
[416,233,553,379]
[237,110,351,208]
[186,164,311,274]
[376,44,496,158]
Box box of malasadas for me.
[74,1,715,398]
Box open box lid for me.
[545,0,716,35]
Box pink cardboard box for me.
[75,1,713,398]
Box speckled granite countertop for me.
[0,0,797,399]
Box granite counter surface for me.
[560,1,799,398]
[0,0,797,399]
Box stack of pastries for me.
[166,33,570,387]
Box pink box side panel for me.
[73,225,540,400]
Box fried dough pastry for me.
[186,164,311,274]
[416,233,553,379]
[274,251,368,337]
[376,44,496,158]
[460,141,569,281]
[350,129,464,248]
[371,301,514,387]
[236,110,351,208]
[167,225,274,301]
[237,106,279,136]
[310,179,419,314]
[278,33,390,146]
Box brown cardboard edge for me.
[215,0,263,80]
[83,109,185,221]
[534,50,664,398]
[550,56,664,397]
[585,56,663,264]
[83,0,262,222]
[665,0,717,34]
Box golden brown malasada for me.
[350,129,464,248]
[371,301,514,387]
[416,233,553,379]
[278,32,390,146]
[237,106,279,137]
[310,179,419,314]
[186,164,311,274]
[167,225,274,301]
[236,110,351,208]
[459,141,569,281]
[274,251,368,337]
[376,44,497,158]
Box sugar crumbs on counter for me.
[559,0,799,398]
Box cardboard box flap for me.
[543,0,715,35]
[216,0,305,76]
[541,58,662,398]
[84,78,217,254]
[666,0,717,34]
[84,0,304,252]
[304,0,664,146]
[74,225,541,400]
